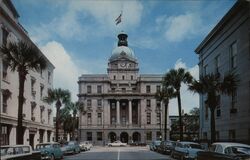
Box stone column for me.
[129,100,132,125]
[116,100,120,124]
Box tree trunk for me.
[56,105,60,142]
[164,101,169,141]
[72,113,76,140]
[17,72,26,144]
[177,91,183,141]
[210,108,216,143]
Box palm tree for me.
[164,68,193,141]
[65,101,84,140]
[155,87,176,140]
[189,73,238,143]
[1,41,47,144]
[43,88,71,142]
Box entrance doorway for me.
[29,134,35,149]
[120,132,129,143]
[108,132,116,142]
[132,132,141,143]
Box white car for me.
[108,141,127,147]
[211,142,250,155]
[79,141,93,151]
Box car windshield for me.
[36,144,51,149]
[68,142,75,145]
[154,141,161,145]
[232,146,250,155]
[189,144,202,149]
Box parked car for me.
[171,141,204,160]
[157,140,176,155]
[197,142,250,160]
[36,142,63,160]
[61,141,81,155]
[0,145,41,160]
[108,141,127,147]
[149,140,161,151]
[79,141,93,151]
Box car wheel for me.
[50,154,55,160]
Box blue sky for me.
[13,0,236,115]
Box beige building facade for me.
[78,32,169,145]
[0,0,55,148]
[195,0,250,143]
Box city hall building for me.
[78,32,169,145]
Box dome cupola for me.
[109,32,136,62]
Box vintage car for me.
[108,141,127,147]
[79,141,93,151]
[60,141,81,155]
[171,141,204,160]
[149,140,161,151]
[0,145,41,160]
[197,142,250,160]
[157,140,176,155]
[36,142,63,160]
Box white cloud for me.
[40,41,87,101]
[157,12,206,42]
[169,59,199,115]
[29,1,143,44]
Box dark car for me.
[157,140,176,155]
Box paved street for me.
[64,146,174,160]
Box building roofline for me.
[3,0,20,18]
[0,3,55,69]
[195,0,248,54]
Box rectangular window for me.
[2,94,8,113]
[147,112,151,124]
[87,85,91,93]
[203,132,207,140]
[48,71,51,83]
[156,100,161,108]
[216,95,221,117]
[40,84,44,100]
[31,105,35,121]
[131,75,133,80]
[216,131,220,141]
[156,85,161,92]
[229,129,236,141]
[97,132,102,141]
[48,109,51,124]
[2,61,8,80]
[146,99,151,108]
[1,125,8,145]
[40,69,43,78]
[87,113,92,125]
[31,78,36,98]
[87,99,92,108]
[122,75,125,80]
[2,28,8,46]
[230,42,237,69]
[232,90,237,109]
[121,88,126,92]
[97,99,102,107]
[87,132,92,141]
[146,85,151,93]
[40,106,44,123]
[215,55,220,74]
[146,132,152,141]
[97,85,102,93]
[113,75,116,80]
[97,113,102,125]
[203,65,207,76]
[156,112,161,124]
[156,131,161,140]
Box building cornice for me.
[195,0,249,54]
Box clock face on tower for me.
[120,62,127,68]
